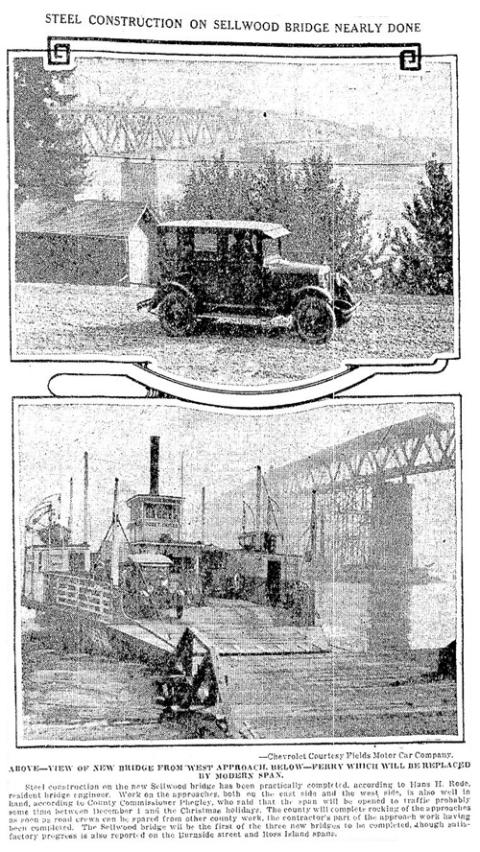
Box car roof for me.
[128,554,173,567]
[158,220,290,239]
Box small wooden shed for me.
[15,199,162,285]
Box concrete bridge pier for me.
[367,480,413,654]
[313,480,414,654]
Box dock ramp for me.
[112,599,330,737]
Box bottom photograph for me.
[15,397,460,744]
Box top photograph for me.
[9,49,458,390]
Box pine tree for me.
[381,157,453,294]
[13,57,88,208]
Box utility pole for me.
[255,465,262,551]
[47,502,52,572]
[266,496,273,533]
[310,489,317,563]
[83,451,89,544]
[318,508,325,563]
[201,486,206,544]
[110,478,120,587]
[179,451,184,539]
[68,477,73,541]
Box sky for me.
[16,399,456,550]
[68,55,454,140]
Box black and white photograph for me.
[16,398,460,744]
[3,0,480,846]
[10,50,458,388]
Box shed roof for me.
[15,200,162,238]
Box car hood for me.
[263,255,331,277]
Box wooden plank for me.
[132,601,330,656]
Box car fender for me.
[334,272,355,305]
[159,281,196,306]
[292,285,333,305]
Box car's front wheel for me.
[294,294,335,343]
[157,289,195,336]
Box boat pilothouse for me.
[22,435,314,627]
[126,436,184,547]
[118,436,215,616]
[118,438,302,618]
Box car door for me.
[226,230,263,310]
[192,229,220,304]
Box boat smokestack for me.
[150,436,159,495]
[83,452,89,544]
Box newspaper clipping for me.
[3,1,478,849]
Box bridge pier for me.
[314,481,414,653]
[367,480,413,653]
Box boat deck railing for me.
[44,570,115,621]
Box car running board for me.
[197,313,294,330]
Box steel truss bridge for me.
[268,414,456,570]
[276,414,455,498]
[55,105,323,158]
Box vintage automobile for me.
[137,220,356,343]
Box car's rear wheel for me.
[158,290,195,336]
[294,294,335,343]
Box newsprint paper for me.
[2,1,479,850]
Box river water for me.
[21,629,197,743]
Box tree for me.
[380,157,453,294]
[174,151,233,218]
[13,57,88,208]
[292,152,373,283]
[171,149,374,286]
[246,151,297,226]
